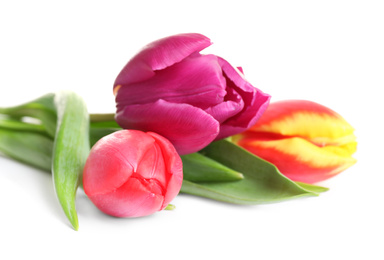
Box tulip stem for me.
[89,113,115,122]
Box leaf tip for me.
[164,204,176,210]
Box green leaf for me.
[0,92,93,230]
[0,115,119,171]
[0,128,53,171]
[0,93,57,137]
[89,114,121,147]
[181,152,244,182]
[0,117,49,137]
[295,182,329,194]
[89,127,120,147]
[180,140,326,204]
[51,90,90,230]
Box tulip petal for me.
[114,33,212,91]
[239,137,357,183]
[83,142,134,196]
[88,177,164,217]
[248,100,355,144]
[214,57,271,139]
[83,130,159,195]
[204,99,243,123]
[148,132,183,209]
[115,99,220,155]
[136,141,167,189]
[235,100,357,183]
[115,54,226,110]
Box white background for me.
[1,1,383,259]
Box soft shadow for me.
[1,156,69,226]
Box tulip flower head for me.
[83,130,183,217]
[234,100,357,184]
[113,33,270,155]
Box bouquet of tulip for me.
[0,33,357,230]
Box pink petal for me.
[215,57,271,139]
[147,132,183,209]
[89,178,164,217]
[115,54,226,110]
[83,130,156,195]
[114,33,212,91]
[136,141,167,189]
[115,99,220,155]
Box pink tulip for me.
[113,33,270,155]
[83,130,183,217]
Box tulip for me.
[83,130,183,217]
[233,100,357,184]
[113,33,270,155]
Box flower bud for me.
[113,33,270,155]
[83,130,183,217]
[233,100,357,183]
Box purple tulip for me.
[114,33,271,155]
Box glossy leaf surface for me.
[181,140,326,204]
[182,152,243,182]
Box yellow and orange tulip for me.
[233,100,357,184]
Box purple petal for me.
[215,57,271,139]
[114,33,212,92]
[115,99,220,155]
[115,54,226,110]
[204,99,243,124]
